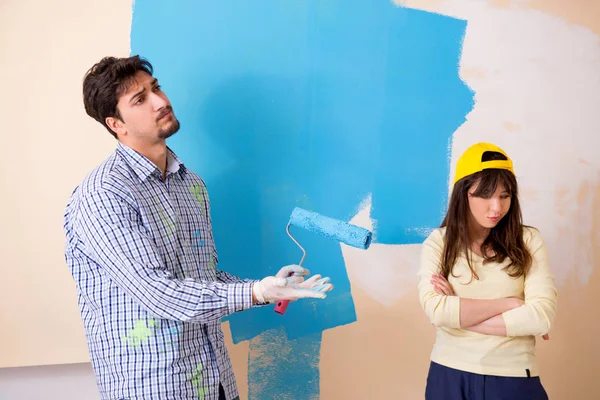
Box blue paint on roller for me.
[275,207,370,314]
[289,207,372,250]
[131,1,473,399]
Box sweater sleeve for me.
[417,229,461,328]
[502,228,558,336]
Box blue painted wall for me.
[131,1,472,398]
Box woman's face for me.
[467,181,512,230]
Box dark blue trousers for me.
[425,362,549,400]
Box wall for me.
[0,0,130,397]
[0,0,131,369]
[1,0,598,399]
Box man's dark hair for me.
[82,55,153,138]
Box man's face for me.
[108,70,180,144]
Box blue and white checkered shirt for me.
[63,142,255,400]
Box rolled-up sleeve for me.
[73,189,254,323]
[417,229,461,329]
[502,228,558,336]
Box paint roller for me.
[274,207,373,315]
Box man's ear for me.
[106,116,127,137]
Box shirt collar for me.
[116,142,187,181]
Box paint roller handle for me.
[274,265,305,314]
[274,274,294,315]
[274,299,291,314]
[275,265,316,315]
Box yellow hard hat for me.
[454,142,514,184]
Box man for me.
[63,55,333,400]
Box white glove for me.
[275,264,310,280]
[252,265,333,304]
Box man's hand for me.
[252,266,333,304]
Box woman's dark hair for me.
[440,151,532,280]
[82,55,153,138]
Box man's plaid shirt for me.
[64,142,255,399]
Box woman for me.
[417,142,557,400]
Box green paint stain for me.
[122,319,157,348]
[151,195,176,236]
[158,206,176,236]
[191,364,209,399]
[208,257,216,272]
[190,184,206,217]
